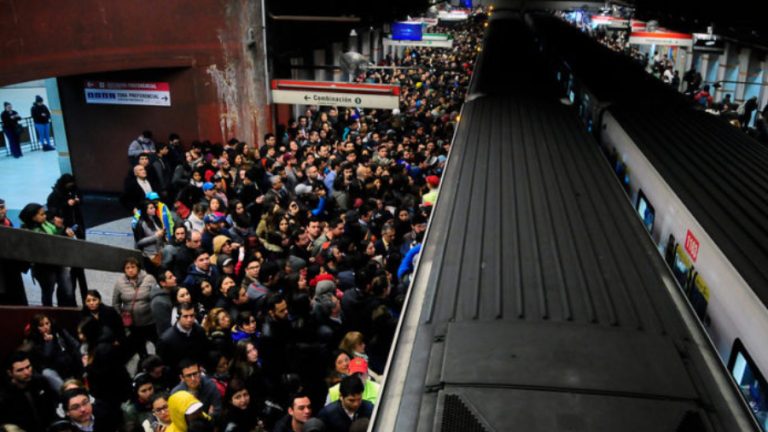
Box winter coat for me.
[135,219,165,258]
[113,270,157,327]
[150,284,174,335]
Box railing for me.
[0,116,53,155]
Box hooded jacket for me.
[168,390,202,432]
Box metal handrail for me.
[0,116,51,155]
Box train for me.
[370,9,757,432]
[529,13,768,430]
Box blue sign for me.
[462,0,473,8]
[392,22,423,41]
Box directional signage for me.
[685,229,700,262]
[271,80,400,110]
[383,37,453,49]
[84,81,171,107]
[629,31,693,48]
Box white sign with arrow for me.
[271,80,400,110]
[84,81,172,107]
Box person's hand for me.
[255,195,265,204]
[231,242,241,250]
[44,333,53,342]
[65,228,76,238]
[67,198,76,206]
[156,229,165,238]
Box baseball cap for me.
[426,175,440,188]
[203,214,225,224]
[145,191,160,201]
[222,258,234,267]
[202,182,215,191]
[349,357,368,375]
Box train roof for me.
[609,105,768,306]
[373,13,754,432]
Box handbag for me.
[121,280,140,327]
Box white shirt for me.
[137,177,153,194]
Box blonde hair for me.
[339,331,365,354]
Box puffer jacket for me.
[112,270,157,327]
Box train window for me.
[672,245,691,288]
[728,339,768,430]
[635,190,655,233]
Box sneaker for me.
[42,146,56,151]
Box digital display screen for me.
[392,22,423,41]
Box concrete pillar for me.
[675,48,688,90]
[735,47,751,101]
[372,29,381,63]
[348,30,359,54]
[361,29,372,58]
[45,78,71,174]
[716,42,733,102]
[760,55,768,112]
[331,42,344,82]
[290,57,303,119]
[313,49,326,82]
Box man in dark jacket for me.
[317,376,373,432]
[182,250,221,300]
[1,102,23,158]
[31,95,54,151]
[59,387,120,432]
[0,351,58,431]
[157,302,210,374]
[151,269,177,335]
[273,392,314,432]
[171,230,202,279]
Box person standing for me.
[31,95,54,151]
[1,102,23,158]
[47,173,88,302]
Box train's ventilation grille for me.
[441,394,490,432]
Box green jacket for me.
[326,378,380,405]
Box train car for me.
[370,11,756,432]
[529,14,768,428]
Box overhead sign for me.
[693,33,725,53]
[631,20,647,31]
[84,81,171,106]
[629,31,693,48]
[591,15,629,29]
[685,229,700,262]
[437,9,469,21]
[271,80,400,110]
[392,21,423,41]
[383,37,453,49]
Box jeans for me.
[32,264,75,307]
[34,122,52,148]
[3,129,22,158]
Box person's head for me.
[186,230,202,248]
[133,164,147,179]
[177,302,197,331]
[124,257,141,278]
[209,308,232,331]
[225,377,250,410]
[267,294,289,321]
[339,375,364,413]
[61,387,93,424]
[4,102,12,111]
[173,226,187,243]
[158,270,177,290]
[132,373,155,404]
[84,290,102,312]
[219,276,235,295]
[333,350,351,375]
[5,351,33,386]
[150,393,171,424]
[175,286,192,305]
[244,260,260,279]
[288,392,312,426]
[141,355,166,379]
[228,285,249,305]
[307,218,322,238]
[235,311,258,335]
[340,331,365,355]
[178,359,202,390]
[270,175,283,191]
[30,313,52,337]
[0,198,6,221]
[18,203,46,228]
[194,251,211,271]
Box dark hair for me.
[339,375,364,397]
[169,133,180,141]
[61,387,89,411]
[18,202,45,228]
[131,372,154,402]
[4,350,31,371]
[235,311,256,328]
[266,293,286,312]
[142,130,153,139]
[288,391,310,409]
[224,377,249,405]
[124,256,142,271]
[85,289,101,300]
[178,302,196,314]
[177,358,199,372]
[141,355,165,372]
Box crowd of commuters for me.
[0,13,485,432]
[566,15,768,144]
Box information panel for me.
[84,81,171,107]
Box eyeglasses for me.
[153,405,169,413]
[68,399,91,412]
[182,370,201,379]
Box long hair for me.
[138,200,161,231]
[18,203,45,229]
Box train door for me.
[728,339,768,430]
[688,272,709,321]
[672,244,693,289]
